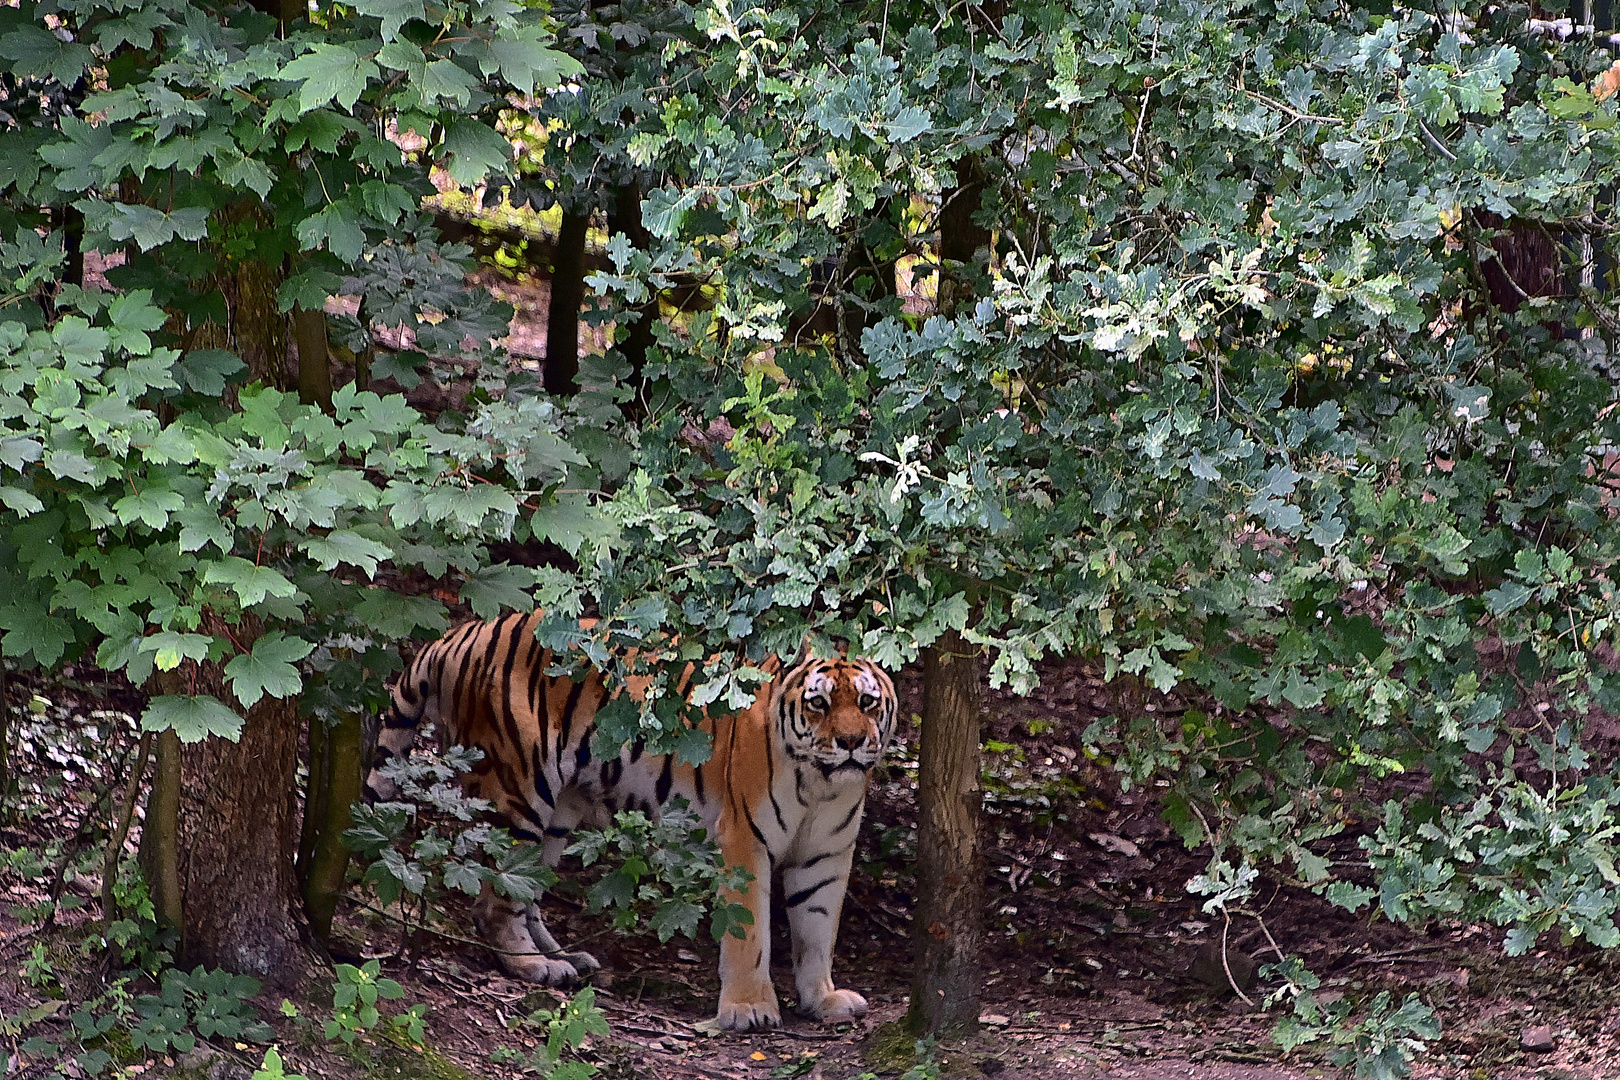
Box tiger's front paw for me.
[800,988,868,1023]
[500,953,585,987]
[717,995,781,1032]
[559,950,601,975]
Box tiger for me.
[364,610,899,1032]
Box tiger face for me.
[777,659,897,775]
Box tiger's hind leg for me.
[519,793,599,979]
[474,880,585,986]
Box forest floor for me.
[6,660,1620,1080]
[8,256,1620,1079]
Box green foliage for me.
[1267,964,1440,1080]
[344,736,556,928]
[490,988,609,1080]
[130,966,274,1054]
[565,797,755,943]
[323,959,420,1046]
[99,866,179,974]
[252,1048,311,1080]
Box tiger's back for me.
[368,611,897,1031]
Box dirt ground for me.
[9,258,1620,1079]
[6,659,1620,1080]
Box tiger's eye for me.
[858,693,878,710]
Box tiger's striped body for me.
[367,611,898,1031]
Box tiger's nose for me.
[836,734,865,751]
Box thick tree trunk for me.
[546,209,590,396]
[228,256,288,390]
[178,693,308,980]
[137,603,314,984]
[907,628,984,1035]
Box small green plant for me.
[490,988,609,1080]
[129,966,274,1055]
[251,1048,310,1080]
[345,739,556,949]
[22,942,56,988]
[324,959,426,1046]
[848,1039,940,1080]
[1266,956,1439,1080]
[566,798,754,943]
[100,867,177,974]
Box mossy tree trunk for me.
[298,709,363,948]
[907,629,985,1035]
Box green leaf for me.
[439,118,512,187]
[224,632,314,707]
[353,589,447,639]
[418,60,477,107]
[113,488,185,530]
[296,204,367,262]
[139,631,213,671]
[351,0,425,41]
[459,563,537,619]
[204,557,300,607]
[301,530,393,576]
[281,45,378,113]
[141,695,245,743]
[0,25,92,84]
[0,486,45,514]
[486,33,583,96]
[0,604,75,665]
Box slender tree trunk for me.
[300,711,363,947]
[293,306,333,413]
[607,182,659,413]
[908,629,984,1035]
[0,661,11,821]
[102,732,153,921]
[546,209,590,396]
[141,726,185,934]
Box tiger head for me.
[775,657,897,776]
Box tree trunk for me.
[907,628,984,1035]
[102,732,153,921]
[299,710,363,948]
[229,256,288,390]
[137,621,314,985]
[938,157,991,315]
[606,182,658,413]
[293,306,333,413]
[546,209,590,396]
[0,661,11,821]
[141,725,185,933]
